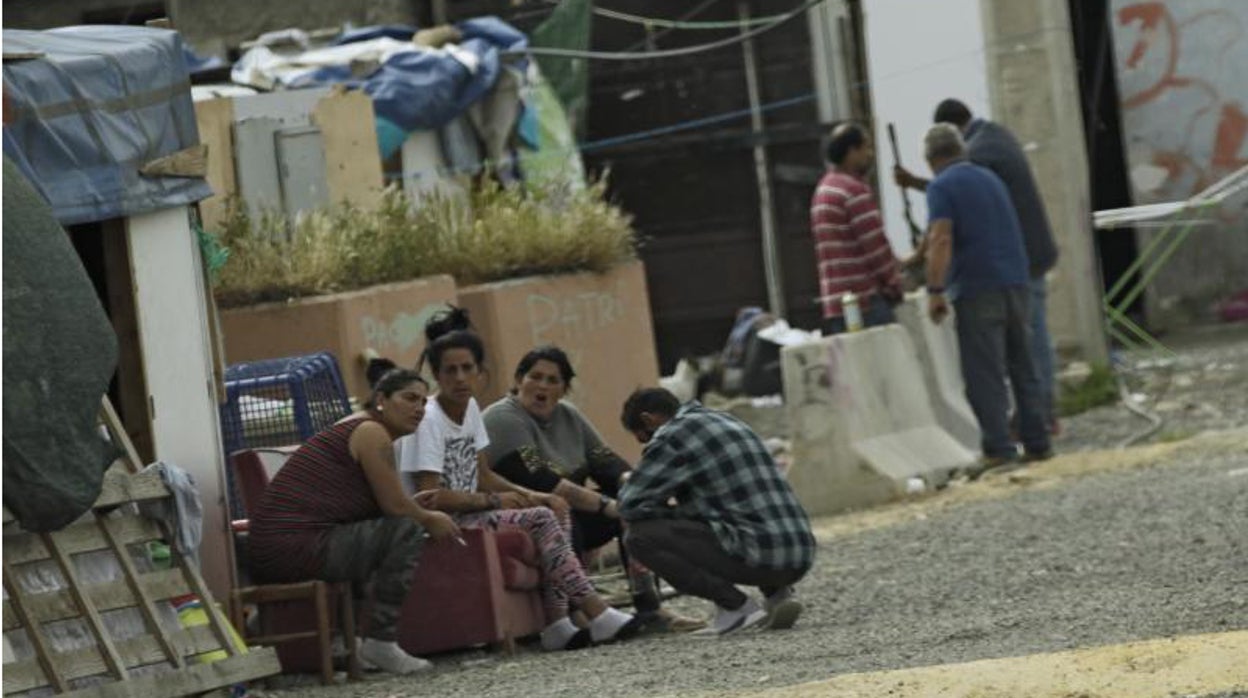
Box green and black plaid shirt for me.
[619,402,815,572]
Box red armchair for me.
[397,525,545,656]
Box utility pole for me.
[739,1,786,318]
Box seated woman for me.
[394,308,640,651]
[482,346,704,632]
[248,368,460,675]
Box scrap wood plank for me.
[169,553,241,659]
[139,145,208,178]
[3,568,186,631]
[312,90,383,209]
[4,626,220,694]
[93,468,169,508]
[2,559,69,692]
[58,649,280,698]
[97,515,184,670]
[4,515,161,566]
[40,531,130,682]
[100,398,143,475]
[100,396,243,660]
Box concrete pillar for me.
[979,0,1110,364]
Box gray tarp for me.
[3,157,119,531]
[2,25,212,226]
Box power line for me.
[508,0,826,61]
[580,93,816,153]
[593,6,784,30]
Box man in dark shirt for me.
[921,124,1052,469]
[897,99,1060,430]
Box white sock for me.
[541,617,581,651]
[589,606,634,643]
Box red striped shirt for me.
[248,417,383,582]
[810,170,901,318]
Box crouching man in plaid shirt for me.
[618,388,815,636]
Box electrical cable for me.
[507,0,826,61]
[620,0,721,52]
[592,6,785,30]
[580,93,816,152]
[1117,365,1166,448]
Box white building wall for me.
[127,207,234,599]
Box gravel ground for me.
[259,428,1248,698]
[256,329,1248,698]
[1054,324,1248,452]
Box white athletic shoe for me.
[358,638,432,675]
[692,598,768,637]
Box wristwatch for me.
[596,495,613,515]
[926,286,945,295]
[485,492,502,510]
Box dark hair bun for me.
[424,305,473,343]
[366,357,398,388]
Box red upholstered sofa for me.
[229,449,545,673]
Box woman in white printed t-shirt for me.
[393,307,641,651]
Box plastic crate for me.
[220,352,353,456]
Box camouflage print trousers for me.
[322,516,424,641]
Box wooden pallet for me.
[2,399,280,697]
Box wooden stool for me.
[228,580,361,685]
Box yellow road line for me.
[732,630,1248,698]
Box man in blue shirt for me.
[897,99,1060,431]
[922,123,1052,469]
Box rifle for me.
[887,122,923,248]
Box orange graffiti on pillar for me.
[1211,102,1248,171]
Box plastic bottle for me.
[842,291,863,332]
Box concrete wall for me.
[1110,0,1248,328]
[979,0,1110,363]
[169,0,416,57]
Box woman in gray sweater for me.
[482,346,704,633]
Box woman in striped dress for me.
[248,368,461,674]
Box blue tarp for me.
[3,26,213,226]
[233,18,528,159]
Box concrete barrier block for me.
[781,326,977,516]
[894,291,982,453]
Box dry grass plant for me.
[213,179,637,308]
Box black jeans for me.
[624,518,806,610]
[954,286,1051,459]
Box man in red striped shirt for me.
[810,122,903,334]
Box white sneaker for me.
[358,638,432,675]
[692,598,768,637]
[331,635,377,671]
